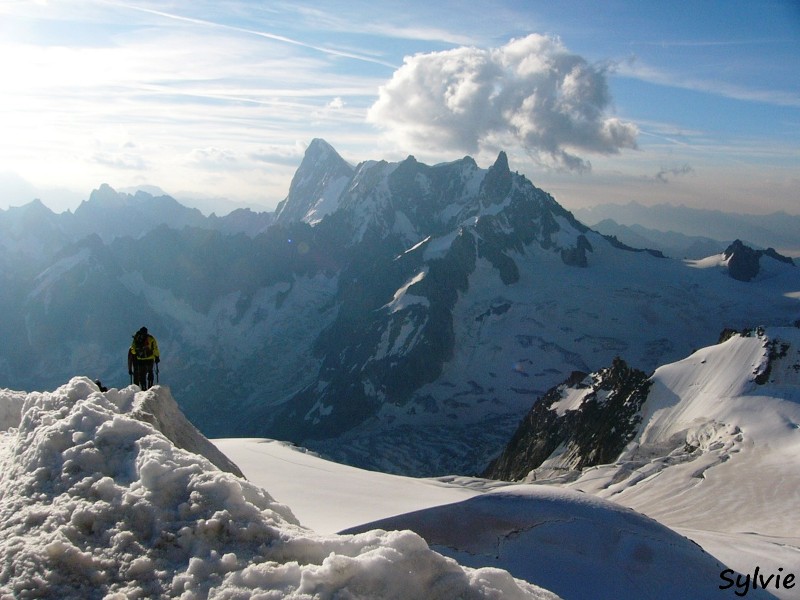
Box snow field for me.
[2,328,799,598]
[0,378,553,599]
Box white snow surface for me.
[548,385,592,417]
[341,486,745,600]
[0,379,552,599]
[3,327,800,598]
[215,329,800,599]
[383,268,430,314]
[553,327,800,599]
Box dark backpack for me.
[133,332,152,359]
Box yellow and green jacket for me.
[129,334,160,362]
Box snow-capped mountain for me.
[481,326,800,597]
[1,140,798,477]
[261,141,798,475]
[485,326,800,482]
[274,138,355,225]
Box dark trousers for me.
[133,359,155,390]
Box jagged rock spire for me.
[480,151,512,206]
[275,139,354,224]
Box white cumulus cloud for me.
[368,34,638,171]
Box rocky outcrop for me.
[560,234,593,267]
[484,358,652,481]
[724,239,795,281]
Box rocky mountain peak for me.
[724,239,795,281]
[493,150,510,170]
[480,151,512,206]
[85,183,122,207]
[275,139,354,224]
[484,357,652,481]
[1,198,57,227]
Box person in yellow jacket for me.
[128,326,160,390]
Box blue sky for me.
[0,0,797,215]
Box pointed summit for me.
[275,139,355,224]
[492,150,510,173]
[723,239,794,282]
[306,137,337,157]
[480,151,512,206]
[86,183,122,207]
[0,197,64,245]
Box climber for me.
[128,326,160,390]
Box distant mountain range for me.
[588,219,729,259]
[0,139,797,476]
[573,202,800,258]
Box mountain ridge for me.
[573,201,800,256]
[0,140,798,475]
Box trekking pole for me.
[156,362,160,384]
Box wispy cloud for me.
[652,164,694,183]
[285,3,477,47]
[617,57,800,108]
[632,37,796,48]
[102,0,399,68]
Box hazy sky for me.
[0,0,797,215]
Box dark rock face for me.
[560,234,593,267]
[724,239,795,281]
[480,151,513,206]
[724,240,761,281]
[484,358,652,481]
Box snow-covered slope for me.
[217,332,800,598]
[560,327,800,534]
[342,486,749,600]
[0,378,552,599]
[218,431,795,599]
[307,231,799,475]
[485,326,800,598]
[3,328,799,599]
[213,438,481,534]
